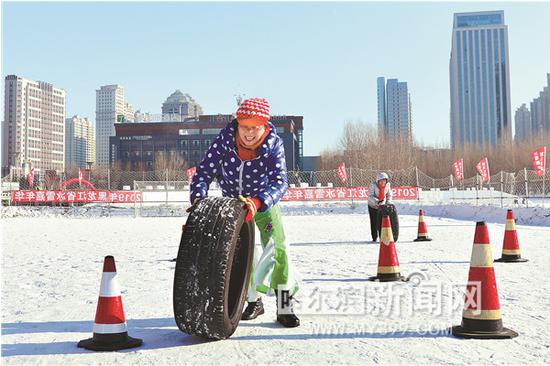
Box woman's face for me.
[238,124,266,147]
[377,179,387,187]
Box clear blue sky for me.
[2,1,550,156]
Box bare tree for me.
[154,151,188,181]
[321,122,550,178]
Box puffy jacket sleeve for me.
[385,182,393,204]
[368,181,379,208]
[189,131,226,203]
[256,137,288,212]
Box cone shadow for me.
[1,317,212,356]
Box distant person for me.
[367,172,393,242]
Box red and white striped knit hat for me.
[236,97,270,126]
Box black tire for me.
[173,197,255,340]
[377,204,399,242]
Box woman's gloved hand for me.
[239,195,262,223]
[186,197,202,213]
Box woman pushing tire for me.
[174,97,300,341]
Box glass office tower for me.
[377,77,413,142]
[449,11,512,148]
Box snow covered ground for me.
[1,204,550,365]
[3,200,549,226]
[281,201,550,227]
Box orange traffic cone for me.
[495,210,528,263]
[369,215,406,282]
[78,256,142,351]
[413,209,432,242]
[451,222,518,339]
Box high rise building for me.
[2,75,66,174]
[530,73,550,134]
[65,115,95,168]
[514,104,531,142]
[161,90,203,122]
[376,77,413,141]
[95,84,133,166]
[449,10,512,148]
[376,77,386,135]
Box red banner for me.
[452,158,464,181]
[337,162,347,183]
[531,147,546,177]
[11,190,143,203]
[476,157,490,182]
[280,186,418,201]
[187,166,197,184]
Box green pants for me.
[247,204,299,302]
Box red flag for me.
[27,168,35,188]
[337,162,347,183]
[531,147,546,177]
[452,158,464,181]
[187,166,197,185]
[476,157,490,182]
[78,169,83,185]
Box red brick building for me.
[109,114,304,171]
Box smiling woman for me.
[188,97,300,328]
[238,125,267,145]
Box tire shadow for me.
[237,322,285,329]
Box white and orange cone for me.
[369,215,406,282]
[451,222,518,339]
[413,209,432,242]
[495,210,528,263]
[78,256,142,351]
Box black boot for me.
[276,290,300,327]
[241,298,265,320]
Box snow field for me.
[1,208,549,365]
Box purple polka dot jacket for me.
[190,120,288,212]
